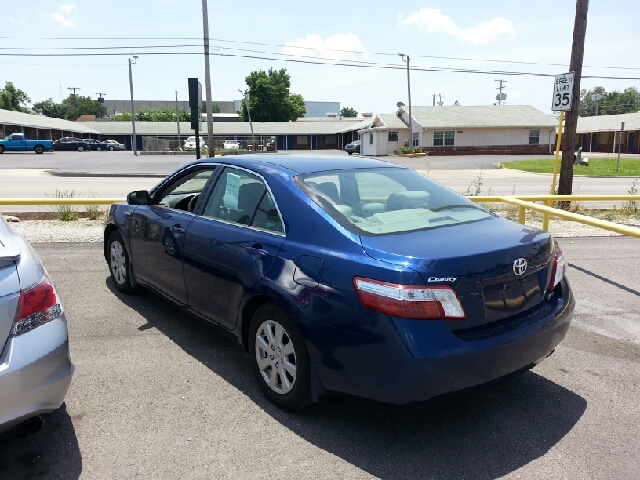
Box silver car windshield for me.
[297,168,492,236]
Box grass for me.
[48,189,78,222]
[500,157,640,176]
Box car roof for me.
[192,154,402,175]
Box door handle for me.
[171,226,186,234]
[245,246,268,256]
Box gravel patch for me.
[10,219,104,243]
[7,217,639,244]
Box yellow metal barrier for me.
[1,195,638,238]
[0,198,123,206]
[469,195,640,238]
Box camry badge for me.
[513,258,527,276]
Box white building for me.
[360,105,557,156]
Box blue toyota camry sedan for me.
[104,155,574,409]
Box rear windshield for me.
[296,168,492,236]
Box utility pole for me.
[201,0,214,157]
[175,91,181,151]
[399,52,412,151]
[495,79,507,105]
[128,55,138,156]
[239,89,255,148]
[591,93,601,116]
[95,93,106,118]
[67,87,81,120]
[558,0,589,206]
[432,94,436,106]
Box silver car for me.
[0,214,74,434]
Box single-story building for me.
[0,107,369,151]
[0,108,99,140]
[359,105,557,156]
[576,112,640,154]
[78,118,370,151]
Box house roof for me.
[410,105,557,129]
[576,112,640,133]
[0,108,100,134]
[79,119,368,136]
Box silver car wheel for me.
[255,320,297,395]
[110,240,127,285]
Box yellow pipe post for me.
[550,111,565,195]
[518,205,526,224]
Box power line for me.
[2,49,640,81]
[0,35,638,71]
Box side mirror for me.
[127,190,151,205]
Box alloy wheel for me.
[255,320,297,395]
[110,240,127,285]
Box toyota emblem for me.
[513,258,528,276]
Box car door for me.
[127,166,219,305]
[7,134,28,151]
[183,167,286,329]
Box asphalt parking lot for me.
[0,237,638,479]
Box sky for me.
[2,0,640,116]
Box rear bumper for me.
[0,315,74,433]
[310,281,574,406]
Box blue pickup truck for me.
[0,133,54,154]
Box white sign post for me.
[549,72,575,196]
[551,72,575,112]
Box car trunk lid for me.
[359,216,554,333]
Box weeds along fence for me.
[1,195,639,237]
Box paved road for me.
[0,238,638,479]
[1,151,638,212]
[0,150,554,175]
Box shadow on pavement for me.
[108,278,587,480]
[0,403,82,479]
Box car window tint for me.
[156,169,217,211]
[203,168,267,226]
[299,168,491,236]
[251,191,283,233]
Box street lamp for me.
[128,54,138,156]
[239,89,255,148]
[398,52,413,151]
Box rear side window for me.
[297,168,491,236]
[203,168,284,234]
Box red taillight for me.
[353,277,466,320]
[548,249,567,290]
[13,276,61,336]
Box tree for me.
[340,107,358,117]
[109,107,190,122]
[240,68,306,122]
[202,102,221,114]
[579,86,640,116]
[0,82,31,113]
[32,95,106,120]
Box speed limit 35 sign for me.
[551,72,575,111]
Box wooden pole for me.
[558,0,589,209]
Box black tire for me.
[347,152,353,155]
[107,230,136,293]
[34,145,44,154]
[248,303,312,410]
[0,145,5,154]
[108,146,115,151]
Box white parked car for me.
[103,139,125,151]
[184,136,207,151]
[223,140,240,150]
